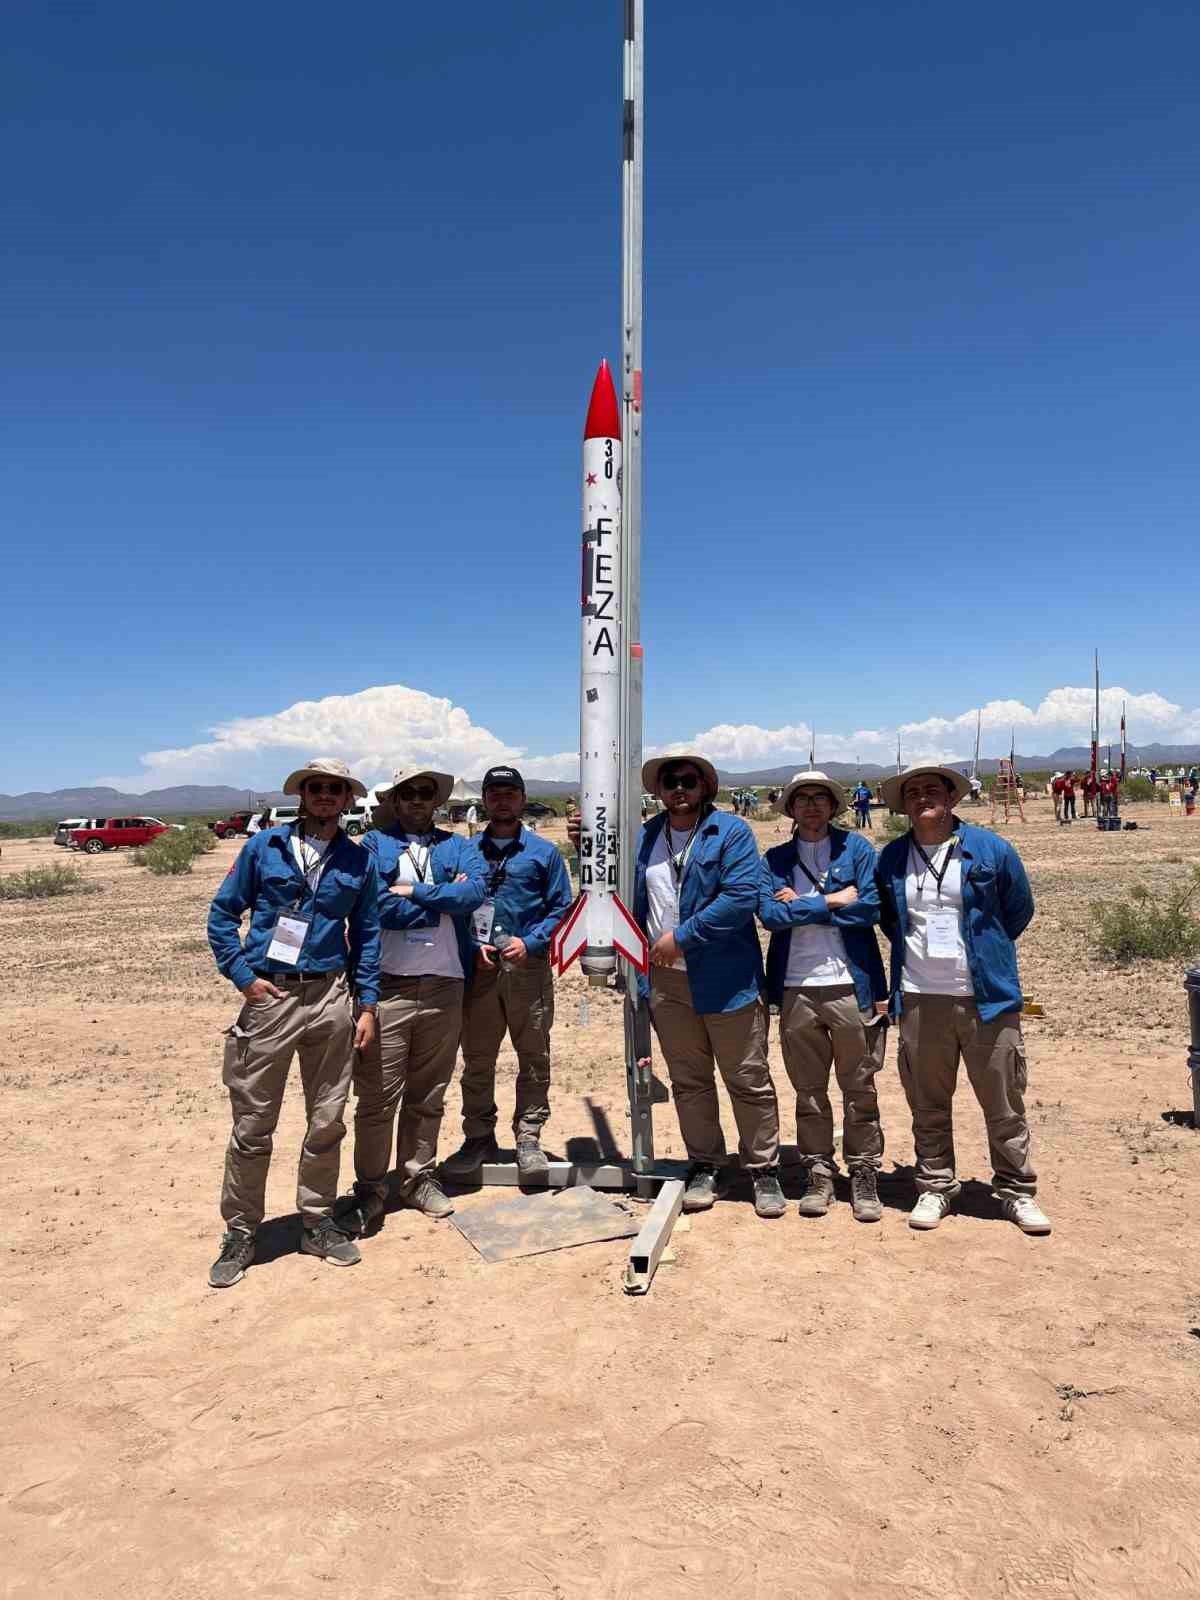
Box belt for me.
[254,969,344,985]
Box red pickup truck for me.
[209,812,254,839]
[70,817,170,854]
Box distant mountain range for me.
[6,742,1198,821]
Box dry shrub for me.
[0,865,96,900]
[1091,868,1200,963]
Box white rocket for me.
[551,359,649,985]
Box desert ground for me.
[3,799,1200,1599]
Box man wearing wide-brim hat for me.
[206,757,382,1286]
[632,752,785,1219]
[334,767,486,1233]
[875,763,1049,1235]
[758,772,889,1222]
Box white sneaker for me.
[1000,1195,1052,1235]
[908,1192,951,1230]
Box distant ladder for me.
[990,759,1026,824]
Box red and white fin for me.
[612,893,649,974]
[550,893,589,977]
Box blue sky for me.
[5,1,1199,791]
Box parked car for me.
[69,818,169,854]
[265,806,301,828]
[54,817,92,847]
[209,812,255,839]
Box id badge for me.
[406,928,436,947]
[266,910,311,966]
[472,900,496,942]
[926,911,960,959]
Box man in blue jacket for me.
[206,757,381,1287]
[635,753,784,1218]
[336,767,486,1234]
[759,772,888,1222]
[443,767,574,1179]
[875,764,1049,1235]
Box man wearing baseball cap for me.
[443,766,574,1179]
[875,764,1048,1234]
[634,752,784,1219]
[758,772,888,1222]
[336,767,486,1234]
[206,758,381,1286]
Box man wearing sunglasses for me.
[444,766,574,1179]
[634,753,784,1218]
[206,757,381,1287]
[336,767,486,1233]
[759,772,889,1222]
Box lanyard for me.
[290,825,336,911]
[399,834,435,884]
[910,836,958,903]
[793,841,829,894]
[667,821,700,885]
[481,832,518,895]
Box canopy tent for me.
[448,778,481,804]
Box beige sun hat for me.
[880,763,971,813]
[641,752,720,799]
[774,770,849,818]
[375,766,455,807]
[282,756,367,798]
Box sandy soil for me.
[3,801,1200,1598]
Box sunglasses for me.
[396,784,437,801]
[303,780,348,796]
[661,772,701,791]
[794,793,831,806]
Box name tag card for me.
[472,901,496,943]
[266,911,311,966]
[926,911,960,959]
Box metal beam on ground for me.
[624,1178,685,1295]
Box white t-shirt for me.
[291,832,330,891]
[784,836,852,988]
[380,834,463,980]
[900,836,973,997]
[645,825,695,971]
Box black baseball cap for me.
[482,766,525,793]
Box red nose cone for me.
[583,359,621,441]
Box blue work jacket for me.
[466,826,574,957]
[363,826,485,982]
[634,808,763,1015]
[208,824,382,1003]
[875,819,1034,1022]
[758,827,887,1013]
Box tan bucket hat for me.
[641,752,720,799]
[774,770,849,818]
[282,756,367,798]
[880,763,971,813]
[375,767,455,807]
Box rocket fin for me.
[611,893,649,974]
[550,893,589,977]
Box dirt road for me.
[2,804,1199,1597]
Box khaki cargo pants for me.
[649,967,780,1171]
[220,972,355,1233]
[780,983,887,1175]
[352,973,463,1199]
[897,993,1037,1200]
[460,955,554,1139]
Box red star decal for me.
[586,472,597,486]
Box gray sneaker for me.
[849,1166,882,1223]
[208,1228,254,1289]
[402,1175,455,1218]
[440,1134,500,1179]
[334,1186,386,1237]
[797,1169,835,1218]
[682,1162,727,1213]
[752,1167,787,1219]
[515,1133,550,1177]
[299,1217,362,1267]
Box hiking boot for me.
[440,1134,500,1179]
[402,1175,455,1219]
[299,1216,362,1266]
[1000,1194,1052,1235]
[515,1133,550,1177]
[849,1166,882,1223]
[682,1162,727,1213]
[208,1228,254,1289]
[752,1167,787,1219]
[797,1169,835,1218]
[334,1186,386,1237]
[908,1192,951,1231]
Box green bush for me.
[1091,868,1200,963]
[0,820,57,841]
[883,813,909,839]
[1122,778,1156,804]
[0,864,96,900]
[134,831,200,875]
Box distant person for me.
[634,753,784,1219]
[1099,768,1120,821]
[758,773,888,1222]
[1061,770,1077,823]
[336,768,485,1235]
[205,758,381,1288]
[443,767,574,1179]
[1051,772,1065,823]
[968,775,983,806]
[1148,768,1158,786]
[851,780,873,831]
[1082,771,1099,818]
[465,802,479,838]
[875,764,1048,1235]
